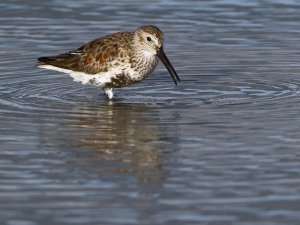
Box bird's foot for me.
[104,88,113,100]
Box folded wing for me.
[37,32,132,74]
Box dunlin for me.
[37,25,180,99]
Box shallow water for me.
[1,0,300,224]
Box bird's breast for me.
[130,54,158,80]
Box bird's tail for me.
[36,53,80,71]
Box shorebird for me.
[37,25,180,99]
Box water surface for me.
[1,0,300,224]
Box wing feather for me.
[37,32,133,74]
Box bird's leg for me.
[104,88,114,100]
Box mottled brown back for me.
[37,32,134,74]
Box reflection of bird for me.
[37,25,180,99]
[69,102,167,183]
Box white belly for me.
[38,64,140,87]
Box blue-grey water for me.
[1,0,300,224]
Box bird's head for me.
[134,25,180,85]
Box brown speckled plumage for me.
[37,25,180,99]
[38,32,134,74]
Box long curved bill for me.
[157,47,180,85]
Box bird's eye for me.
[147,36,152,42]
